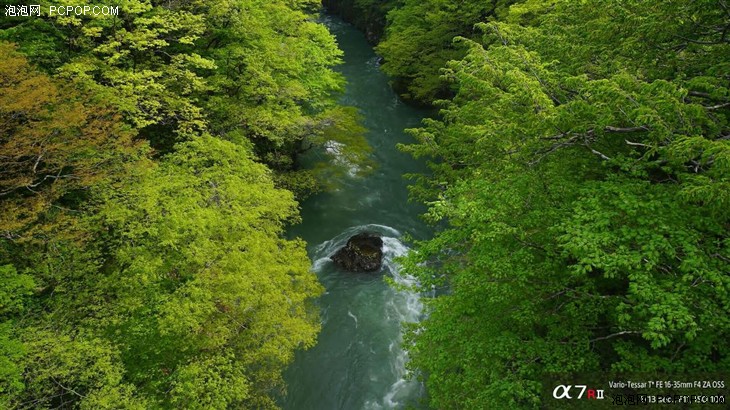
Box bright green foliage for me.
[401,1,730,408]
[322,0,397,43]
[0,265,34,316]
[0,265,33,408]
[0,322,25,409]
[47,0,211,140]
[0,135,323,408]
[2,0,371,192]
[2,0,343,406]
[91,135,323,407]
[200,0,347,156]
[17,330,147,409]
[2,0,214,142]
[376,0,515,104]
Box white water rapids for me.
[282,15,432,410]
[310,225,424,409]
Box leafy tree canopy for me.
[1,0,371,193]
[0,0,345,405]
[376,0,516,104]
[400,1,730,408]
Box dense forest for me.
[0,0,369,407]
[1,0,729,409]
[373,0,729,408]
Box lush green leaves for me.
[0,132,324,407]
[376,0,515,104]
[3,0,371,189]
[88,135,323,407]
[400,0,730,408]
[0,0,348,406]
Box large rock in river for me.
[330,232,384,272]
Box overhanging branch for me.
[589,330,642,343]
[604,125,650,133]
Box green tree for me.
[376,0,515,104]
[90,135,323,408]
[0,42,141,238]
[1,14,329,404]
[0,134,323,408]
[2,0,370,194]
[401,1,730,408]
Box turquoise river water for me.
[282,16,432,410]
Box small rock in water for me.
[330,232,384,272]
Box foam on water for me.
[312,225,424,409]
[311,224,402,266]
[324,140,361,178]
[379,236,424,409]
[347,310,359,328]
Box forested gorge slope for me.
[2,0,729,408]
[0,1,364,408]
[373,0,730,408]
[322,0,517,104]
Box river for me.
[282,15,432,410]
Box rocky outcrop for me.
[330,232,384,272]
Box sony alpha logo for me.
[552,385,605,400]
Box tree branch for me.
[32,152,44,173]
[588,147,611,161]
[533,125,649,164]
[688,91,730,102]
[50,376,86,399]
[707,102,730,110]
[604,125,650,133]
[589,330,641,343]
[625,139,653,148]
